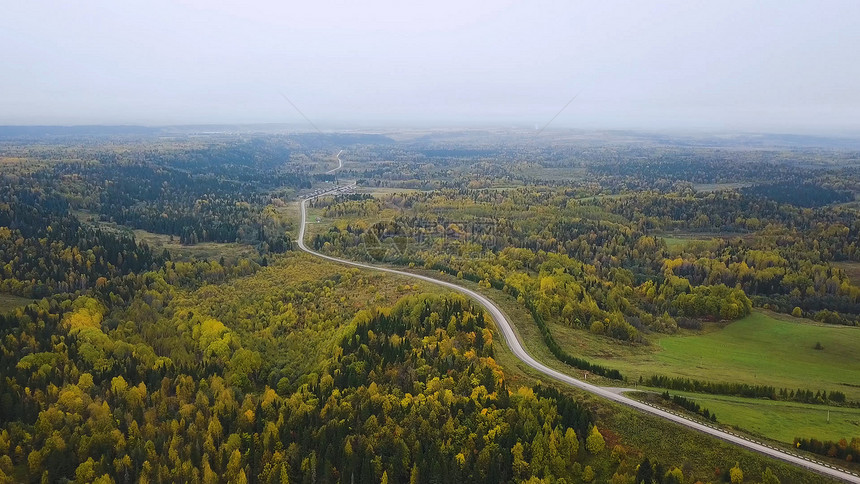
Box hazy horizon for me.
[2,1,860,134]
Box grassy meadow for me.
[551,311,860,401]
[549,307,860,444]
[0,293,34,314]
[836,261,860,285]
[664,390,860,444]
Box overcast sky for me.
[1,1,859,133]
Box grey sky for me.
[2,0,859,133]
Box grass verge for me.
[0,293,34,314]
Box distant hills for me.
[1,125,859,149]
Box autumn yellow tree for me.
[730,462,744,483]
[586,426,605,454]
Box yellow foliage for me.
[586,426,605,454]
[110,376,128,394]
[78,373,94,392]
[196,318,229,348]
[63,306,104,333]
[57,385,87,413]
[261,388,278,408]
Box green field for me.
[131,229,257,263]
[657,232,740,253]
[0,293,33,314]
[664,391,860,444]
[550,308,860,444]
[553,311,860,401]
[74,209,258,262]
[660,235,708,251]
[836,261,860,285]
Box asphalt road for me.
[298,181,860,484]
[325,149,344,174]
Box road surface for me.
[298,177,860,483]
[325,149,344,174]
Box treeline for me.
[665,246,860,325]
[313,185,858,330]
[356,139,854,193]
[79,162,296,246]
[671,283,753,320]
[660,391,717,422]
[526,297,625,381]
[583,147,828,185]
[533,384,594,438]
[1,139,308,254]
[47,139,310,247]
[743,180,854,208]
[644,376,851,406]
[314,208,751,337]
[794,437,860,463]
[0,183,164,297]
[604,191,859,262]
[413,258,626,381]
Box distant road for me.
[298,155,860,484]
[325,149,344,174]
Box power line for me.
[278,90,323,134]
[536,92,580,136]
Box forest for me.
[1,130,858,482]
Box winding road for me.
[298,165,860,483]
[325,149,344,174]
